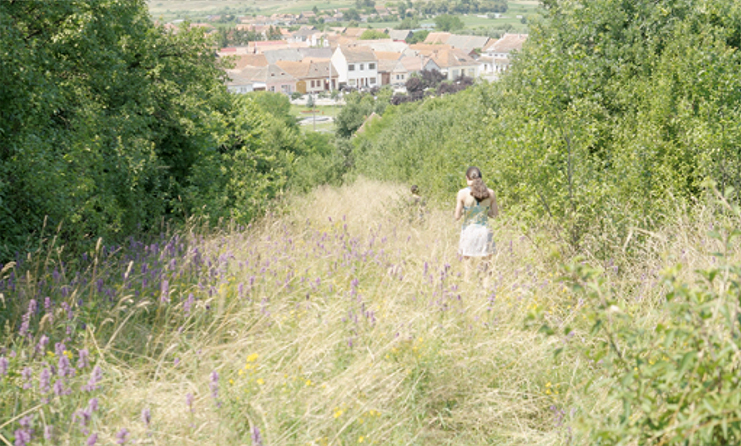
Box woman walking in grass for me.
[454,167,498,277]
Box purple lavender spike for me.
[252,426,264,446]
[115,428,128,445]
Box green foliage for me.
[334,93,377,139]
[0,1,344,260]
[395,18,419,30]
[359,29,389,40]
[352,86,494,199]
[406,30,429,44]
[0,0,230,258]
[186,93,345,221]
[247,91,297,128]
[216,27,263,47]
[555,195,741,444]
[489,0,741,248]
[434,14,465,31]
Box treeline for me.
[0,0,342,260]
[395,0,508,16]
[353,0,741,252]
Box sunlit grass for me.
[2,178,731,445]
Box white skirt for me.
[459,224,495,257]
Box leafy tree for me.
[406,30,429,43]
[335,93,376,138]
[267,25,282,40]
[359,29,389,40]
[343,9,361,21]
[0,0,231,258]
[434,14,465,31]
[395,17,419,29]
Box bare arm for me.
[454,189,465,221]
[488,188,499,218]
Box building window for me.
[368,63,375,70]
[369,77,376,84]
[349,79,356,85]
[359,63,364,70]
[348,64,355,71]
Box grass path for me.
[100,178,578,445]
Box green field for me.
[148,0,539,32]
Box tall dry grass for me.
[2,179,737,445]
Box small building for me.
[331,45,380,89]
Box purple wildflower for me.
[21,367,32,389]
[141,407,151,426]
[252,426,264,446]
[186,393,194,412]
[184,293,194,316]
[13,428,31,446]
[88,398,99,412]
[39,368,51,394]
[58,355,73,378]
[0,356,8,376]
[160,279,170,303]
[210,371,220,407]
[75,407,92,430]
[44,297,53,318]
[77,349,90,369]
[44,425,53,441]
[86,433,98,445]
[84,365,103,391]
[37,335,50,354]
[115,428,129,445]
[53,379,69,396]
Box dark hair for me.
[466,166,490,202]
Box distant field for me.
[148,0,356,20]
[147,0,539,29]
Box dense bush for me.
[548,195,741,445]
[0,0,230,258]
[489,0,741,248]
[0,1,342,261]
[352,86,495,200]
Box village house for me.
[331,45,379,89]
[411,44,478,79]
[388,29,413,42]
[225,70,260,94]
[482,33,528,74]
[431,48,479,79]
[445,35,490,55]
[276,59,338,93]
[423,32,452,45]
[373,51,402,85]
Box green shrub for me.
[552,193,741,444]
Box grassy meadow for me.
[3,178,738,445]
